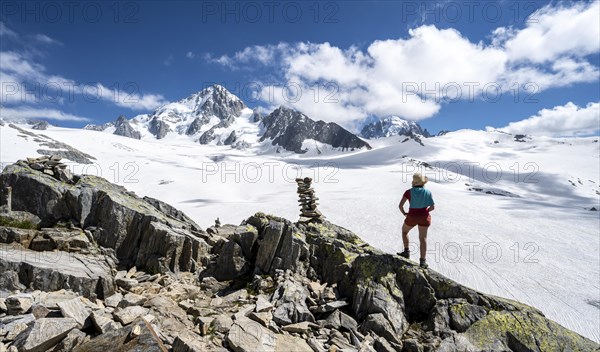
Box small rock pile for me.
[18,155,73,183]
[296,177,323,222]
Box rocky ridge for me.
[6,124,96,165]
[0,161,597,351]
[360,116,431,139]
[260,106,371,153]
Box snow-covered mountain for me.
[360,116,431,138]
[0,118,52,130]
[261,106,371,153]
[135,84,247,140]
[86,85,249,141]
[84,85,370,153]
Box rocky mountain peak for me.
[126,84,247,140]
[361,116,431,139]
[261,105,371,153]
[198,84,246,120]
[113,115,141,139]
[173,84,246,121]
[261,106,301,128]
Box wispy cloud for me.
[186,51,195,59]
[204,43,288,70]
[0,52,168,110]
[33,34,63,46]
[0,22,18,39]
[0,106,91,122]
[164,54,174,66]
[95,83,167,110]
[0,23,167,113]
[1,21,63,47]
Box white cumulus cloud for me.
[495,102,600,137]
[207,2,599,130]
[498,1,600,63]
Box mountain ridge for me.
[83,84,372,154]
[260,106,372,153]
[360,116,431,139]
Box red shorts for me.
[404,213,431,227]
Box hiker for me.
[398,173,435,268]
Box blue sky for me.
[1,0,598,136]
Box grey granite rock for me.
[113,116,141,140]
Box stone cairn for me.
[296,177,324,222]
[18,155,74,183]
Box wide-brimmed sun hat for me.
[412,173,428,187]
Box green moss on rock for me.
[465,310,598,351]
[0,217,38,229]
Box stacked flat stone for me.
[19,155,74,183]
[296,177,323,222]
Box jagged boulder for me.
[213,241,249,281]
[271,277,315,326]
[11,317,79,352]
[250,217,310,276]
[226,316,313,352]
[203,217,308,282]
[72,318,167,351]
[0,163,210,274]
[0,245,115,299]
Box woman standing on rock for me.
[397,173,435,268]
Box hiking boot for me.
[398,249,410,259]
[419,259,428,269]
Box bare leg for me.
[402,223,414,250]
[418,225,429,259]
